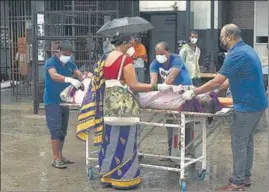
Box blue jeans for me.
[45,104,70,140]
[231,110,264,185]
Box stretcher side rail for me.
[60,103,233,118]
[60,102,233,190]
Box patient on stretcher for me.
[60,76,223,114]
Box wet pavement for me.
[1,91,268,191]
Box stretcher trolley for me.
[83,107,232,192]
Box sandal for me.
[52,160,67,169]
[62,158,74,164]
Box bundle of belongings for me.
[60,73,92,105]
[60,76,223,114]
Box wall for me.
[141,11,188,62]
[140,1,219,71]
[140,1,260,72]
[221,1,254,47]
[254,1,268,60]
[191,1,218,29]
[140,1,186,11]
[189,1,219,70]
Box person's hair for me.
[110,33,131,47]
[189,30,198,36]
[133,35,141,43]
[58,40,73,52]
[156,41,169,51]
[223,24,241,39]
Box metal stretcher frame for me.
[61,103,231,190]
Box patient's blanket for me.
[137,88,222,113]
[60,77,222,113]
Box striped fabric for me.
[76,54,107,145]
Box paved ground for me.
[1,89,269,191]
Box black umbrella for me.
[96,16,154,36]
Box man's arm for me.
[150,73,158,85]
[47,62,82,88]
[218,79,229,91]
[195,48,201,76]
[69,61,84,81]
[194,73,227,95]
[164,56,184,85]
[179,46,187,63]
[48,68,66,82]
[194,53,241,95]
[149,61,159,84]
[73,69,83,81]
[164,68,180,85]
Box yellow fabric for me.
[101,177,141,188]
[76,55,106,144]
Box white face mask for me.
[156,55,167,63]
[59,55,71,64]
[126,47,135,57]
[190,38,198,44]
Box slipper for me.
[52,160,67,169]
[62,158,74,164]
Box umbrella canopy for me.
[96,16,154,36]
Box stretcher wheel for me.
[198,169,207,180]
[88,167,94,180]
[180,180,187,191]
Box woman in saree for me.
[78,34,172,190]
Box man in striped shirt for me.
[182,24,268,191]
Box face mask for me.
[59,55,71,64]
[190,38,198,44]
[156,55,168,63]
[126,47,135,57]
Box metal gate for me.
[0,1,9,83]
[1,0,32,100]
[31,0,139,114]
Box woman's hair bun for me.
[110,35,119,45]
[110,33,131,46]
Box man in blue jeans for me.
[182,24,268,191]
[44,41,83,169]
[150,41,193,158]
